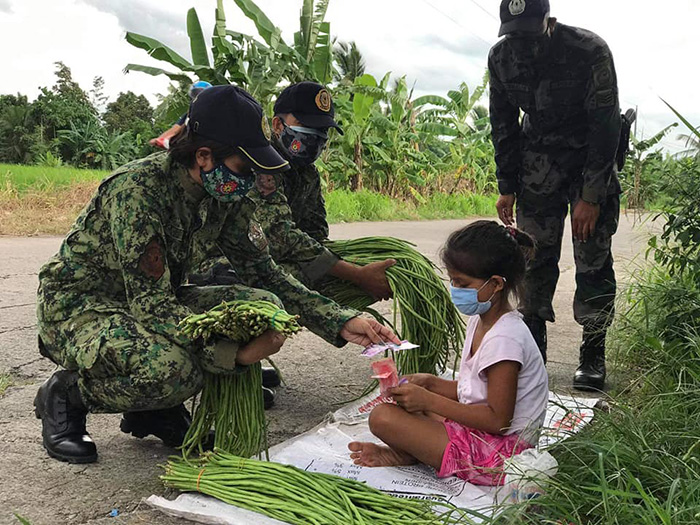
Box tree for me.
[90,76,109,115]
[32,62,97,161]
[0,95,35,163]
[103,91,154,134]
[333,41,366,85]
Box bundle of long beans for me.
[178,300,300,457]
[163,450,477,524]
[325,237,465,375]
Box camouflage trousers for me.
[38,284,282,413]
[516,149,620,329]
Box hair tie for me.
[505,225,517,239]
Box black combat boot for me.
[573,327,606,391]
[262,367,281,388]
[34,370,98,464]
[524,316,548,364]
[262,386,275,410]
[120,404,193,447]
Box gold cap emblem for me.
[315,89,332,112]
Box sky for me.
[1,0,698,154]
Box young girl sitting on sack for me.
[349,220,549,485]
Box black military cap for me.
[499,0,550,37]
[274,81,343,135]
[188,85,289,173]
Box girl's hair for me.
[168,126,239,167]
[440,220,536,306]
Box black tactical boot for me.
[262,367,281,388]
[34,370,97,464]
[524,316,548,364]
[573,327,606,391]
[120,404,193,447]
[263,386,275,410]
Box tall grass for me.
[1,163,107,193]
[494,266,700,524]
[326,189,497,223]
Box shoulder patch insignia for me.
[248,220,268,251]
[255,173,277,197]
[509,0,526,16]
[138,238,165,280]
[261,116,272,141]
[315,89,332,112]
[592,61,614,89]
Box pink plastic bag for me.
[371,358,399,395]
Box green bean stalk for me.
[162,450,482,525]
[178,301,300,458]
[325,237,465,375]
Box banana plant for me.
[622,123,678,209]
[124,0,335,109]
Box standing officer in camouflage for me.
[489,0,622,391]
[34,85,399,464]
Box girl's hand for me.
[388,383,433,413]
[404,373,436,391]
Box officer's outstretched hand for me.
[235,329,286,365]
[340,317,401,347]
[358,259,396,300]
[572,200,601,243]
[496,194,516,226]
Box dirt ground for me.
[0,215,651,524]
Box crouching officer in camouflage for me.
[34,85,399,464]
[192,81,395,298]
[489,0,622,391]
[189,82,396,394]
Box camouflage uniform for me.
[488,23,621,329]
[37,152,358,413]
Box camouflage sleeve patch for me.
[138,238,166,280]
[592,60,614,89]
[255,173,278,197]
[595,89,616,108]
[247,220,269,251]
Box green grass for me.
[325,189,497,223]
[0,163,108,193]
[1,164,497,233]
[0,373,11,397]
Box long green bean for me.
[325,237,465,375]
[179,301,300,458]
[162,450,477,525]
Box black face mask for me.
[279,123,328,167]
[507,31,551,61]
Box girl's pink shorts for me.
[437,419,534,486]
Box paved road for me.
[0,215,651,524]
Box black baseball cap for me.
[499,0,550,37]
[274,82,343,135]
[188,85,289,173]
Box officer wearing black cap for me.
[265,81,396,299]
[33,84,399,463]
[489,0,623,391]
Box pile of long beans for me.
[163,450,476,524]
[178,301,300,457]
[325,237,465,375]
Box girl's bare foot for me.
[348,441,417,467]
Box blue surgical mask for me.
[200,163,255,202]
[450,280,494,316]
